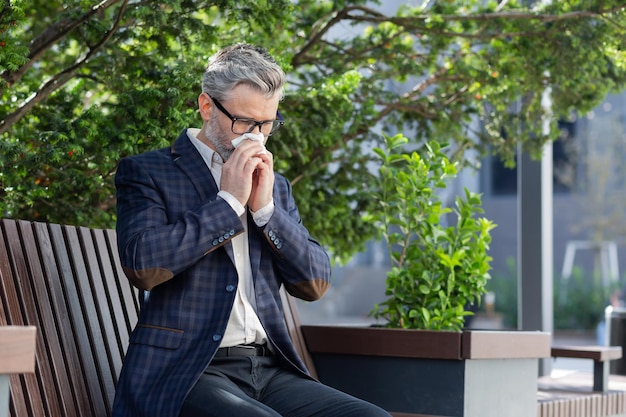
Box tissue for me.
[231,133,266,154]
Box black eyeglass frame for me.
[209,95,284,136]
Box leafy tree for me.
[2,0,626,263]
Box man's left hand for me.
[248,148,274,212]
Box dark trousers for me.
[179,355,391,417]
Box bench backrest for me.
[0,218,314,417]
[0,219,141,417]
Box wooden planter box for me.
[0,326,37,417]
[301,325,551,417]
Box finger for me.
[226,146,264,172]
[233,139,266,156]
[254,150,273,167]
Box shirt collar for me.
[186,128,223,169]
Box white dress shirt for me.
[187,128,273,347]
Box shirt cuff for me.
[251,200,274,226]
[217,191,245,217]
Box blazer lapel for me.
[170,130,218,201]
[170,130,235,263]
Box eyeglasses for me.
[209,95,284,136]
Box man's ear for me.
[198,92,213,121]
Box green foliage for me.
[370,134,496,331]
[485,257,519,329]
[2,1,626,263]
[485,257,621,330]
[554,267,619,330]
[0,0,28,74]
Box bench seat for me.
[551,345,623,393]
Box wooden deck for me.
[538,370,626,417]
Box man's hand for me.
[248,146,274,212]
[220,140,274,211]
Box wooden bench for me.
[0,219,142,417]
[0,218,315,417]
[551,345,623,393]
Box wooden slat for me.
[92,228,131,369]
[279,288,317,379]
[0,223,30,417]
[33,221,92,417]
[2,219,51,417]
[59,224,111,417]
[77,225,118,407]
[18,220,74,417]
[103,228,141,329]
[48,223,106,417]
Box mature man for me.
[112,43,391,417]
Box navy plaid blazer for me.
[112,130,331,417]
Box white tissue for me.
[231,133,266,154]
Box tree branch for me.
[340,5,626,40]
[0,0,129,135]
[1,0,123,87]
[292,5,385,67]
[289,60,467,186]
[343,4,626,24]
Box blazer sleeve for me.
[259,175,331,301]
[115,155,244,290]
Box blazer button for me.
[229,230,235,236]
[276,243,282,249]
[212,239,219,246]
[223,233,230,239]
[212,334,222,342]
[218,236,224,243]
[269,230,275,238]
[226,284,235,292]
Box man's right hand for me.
[220,140,268,207]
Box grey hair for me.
[202,43,285,101]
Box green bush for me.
[485,258,619,330]
[554,267,618,330]
[370,135,496,331]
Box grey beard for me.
[203,124,233,161]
